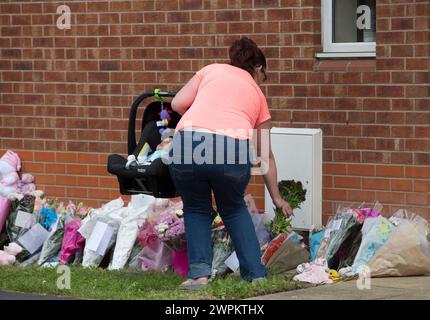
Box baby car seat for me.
[107,91,180,198]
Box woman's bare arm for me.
[171,75,201,115]
[255,120,293,217]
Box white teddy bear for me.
[0,150,21,198]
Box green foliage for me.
[268,208,293,237]
[268,180,307,237]
[278,180,307,210]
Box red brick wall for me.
[0,0,429,220]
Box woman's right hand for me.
[273,197,293,218]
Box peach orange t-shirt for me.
[175,63,271,140]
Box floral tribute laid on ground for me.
[1,149,430,299]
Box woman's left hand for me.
[273,197,293,218]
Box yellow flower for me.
[214,215,222,224]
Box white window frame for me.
[316,0,376,58]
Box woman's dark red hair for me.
[229,37,267,80]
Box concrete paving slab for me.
[249,276,430,300]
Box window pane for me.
[333,0,376,43]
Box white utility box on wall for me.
[264,128,323,231]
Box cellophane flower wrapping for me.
[137,244,172,272]
[4,194,35,244]
[82,230,119,268]
[58,201,91,265]
[335,226,363,270]
[211,226,233,278]
[148,198,172,223]
[80,198,126,268]
[132,221,172,272]
[161,232,187,253]
[0,197,12,238]
[172,250,188,278]
[109,196,152,270]
[245,194,271,247]
[324,202,383,269]
[138,221,160,251]
[126,240,142,268]
[325,210,359,268]
[389,208,429,233]
[79,198,123,235]
[60,218,85,265]
[261,233,289,265]
[309,229,324,262]
[154,201,187,276]
[16,195,59,264]
[37,200,85,266]
[37,216,65,266]
[351,215,396,275]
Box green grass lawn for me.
[0,266,302,300]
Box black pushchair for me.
[107,90,180,198]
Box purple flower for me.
[154,211,186,252]
[360,206,380,218]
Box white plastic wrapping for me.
[37,217,65,266]
[81,198,127,268]
[108,195,154,270]
[245,194,271,246]
[350,216,396,274]
[78,197,124,239]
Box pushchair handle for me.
[128,91,176,155]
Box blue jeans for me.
[168,130,267,282]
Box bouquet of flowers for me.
[68,201,92,220]
[81,201,125,268]
[321,201,382,269]
[36,197,70,230]
[154,208,187,276]
[0,197,12,249]
[138,221,160,251]
[0,197,11,234]
[38,200,91,266]
[60,218,85,265]
[58,201,91,265]
[3,193,36,244]
[211,225,233,278]
[267,180,307,238]
[131,221,172,272]
[15,194,60,264]
[324,209,361,269]
[109,199,150,270]
[155,209,186,252]
[38,206,57,231]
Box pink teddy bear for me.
[0,150,21,198]
[0,242,23,266]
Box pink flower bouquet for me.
[154,211,187,253]
[0,197,11,235]
[154,210,188,277]
[136,221,172,272]
[138,221,160,252]
[59,218,85,265]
